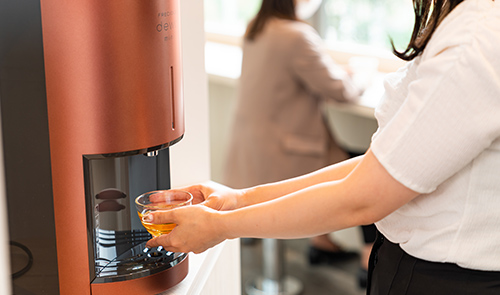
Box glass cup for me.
[135,190,193,237]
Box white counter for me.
[321,74,385,153]
[160,239,241,295]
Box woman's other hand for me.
[178,182,246,211]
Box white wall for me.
[207,82,238,183]
[170,0,212,187]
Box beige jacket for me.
[223,18,358,189]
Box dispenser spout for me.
[146,150,159,157]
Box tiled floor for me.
[240,238,367,295]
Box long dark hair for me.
[393,0,464,61]
[245,0,298,41]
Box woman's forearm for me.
[224,181,352,239]
[222,150,418,240]
[236,155,363,208]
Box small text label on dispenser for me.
[156,21,174,32]
[156,10,176,42]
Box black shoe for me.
[308,246,358,265]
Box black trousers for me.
[367,232,500,295]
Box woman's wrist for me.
[235,186,260,209]
[215,210,238,240]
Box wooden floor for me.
[240,238,367,295]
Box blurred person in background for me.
[222,0,361,264]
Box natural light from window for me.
[204,0,414,60]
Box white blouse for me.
[371,0,500,271]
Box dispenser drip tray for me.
[92,229,187,284]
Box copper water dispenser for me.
[0,0,188,294]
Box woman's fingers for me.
[144,205,225,254]
[145,208,177,224]
[144,209,186,251]
[175,184,212,205]
[145,231,186,252]
[201,195,225,210]
[146,234,167,249]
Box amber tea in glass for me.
[135,190,193,237]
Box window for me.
[321,0,414,56]
[204,0,414,70]
[204,0,260,37]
